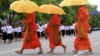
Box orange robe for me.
[74,6,91,50]
[45,14,64,49]
[22,13,41,49]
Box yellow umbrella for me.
[10,0,39,13]
[59,0,90,7]
[39,4,66,15]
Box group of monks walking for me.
[15,5,93,54]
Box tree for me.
[0,0,16,24]
[0,0,100,27]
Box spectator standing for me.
[1,24,7,44]
[6,24,14,44]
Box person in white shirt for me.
[1,24,7,44]
[65,25,69,36]
[60,24,65,37]
[43,22,48,39]
[66,25,71,36]
[37,24,44,38]
[13,25,18,41]
[43,21,48,28]
[37,23,41,38]
[6,24,14,44]
[71,23,75,36]
[17,25,22,40]
[67,25,71,36]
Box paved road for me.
[0,31,100,56]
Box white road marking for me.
[0,48,19,54]
[73,52,83,56]
[94,42,98,45]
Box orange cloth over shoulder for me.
[22,13,41,49]
[74,6,91,50]
[45,14,63,49]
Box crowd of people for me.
[0,19,76,44]
[1,24,22,44]
[36,22,76,39]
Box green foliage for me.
[89,14,100,27]
[0,14,7,19]
[0,0,100,27]
[36,13,44,22]
[0,0,10,11]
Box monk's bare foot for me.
[63,46,66,53]
[47,51,54,54]
[37,51,43,54]
[15,50,23,54]
[86,51,93,54]
[72,50,78,54]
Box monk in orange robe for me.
[44,14,66,53]
[73,5,93,54]
[15,13,43,54]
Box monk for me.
[73,5,93,54]
[15,13,43,54]
[44,14,66,53]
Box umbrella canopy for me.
[10,0,39,13]
[39,4,66,15]
[59,0,90,7]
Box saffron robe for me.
[22,13,41,49]
[45,14,64,49]
[74,6,91,50]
